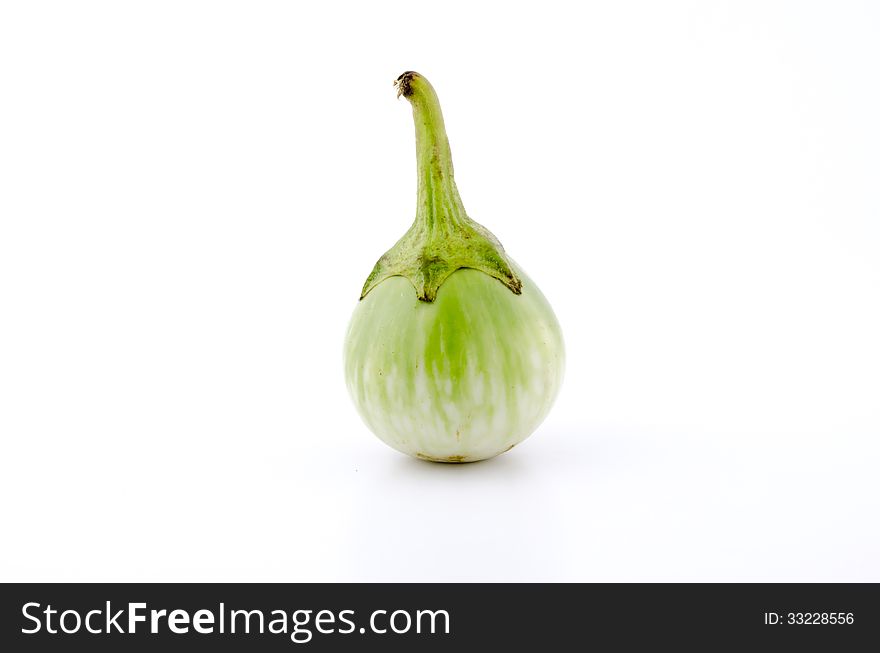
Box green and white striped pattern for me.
[344,264,564,462]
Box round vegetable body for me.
[345,264,564,462]
[344,72,564,462]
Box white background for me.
[1,1,878,582]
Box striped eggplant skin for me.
[344,263,564,462]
